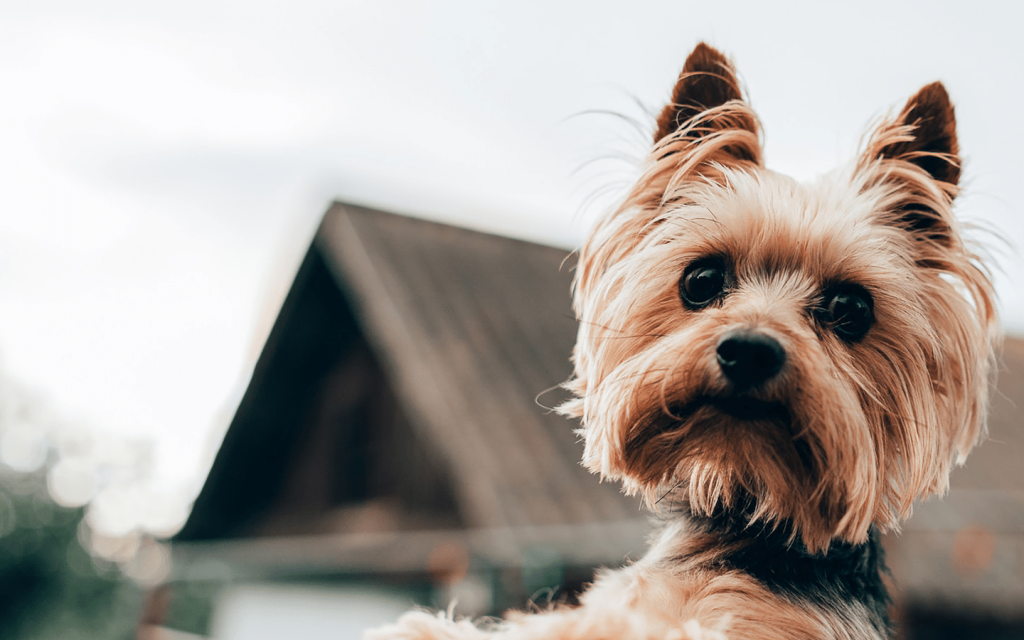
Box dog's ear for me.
[875,82,960,187]
[653,43,755,144]
[860,82,961,249]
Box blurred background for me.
[0,2,1022,639]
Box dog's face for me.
[561,44,999,551]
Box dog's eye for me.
[680,259,727,308]
[822,287,874,341]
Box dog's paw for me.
[363,610,488,640]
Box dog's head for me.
[560,43,999,551]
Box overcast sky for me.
[1,1,1021,536]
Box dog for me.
[366,42,1000,640]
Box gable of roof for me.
[177,203,642,543]
[315,203,641,529]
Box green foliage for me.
[0,471,142,640]
[162,579,219,636]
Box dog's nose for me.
[716,331,786,390]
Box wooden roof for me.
[176,202,642,545]
[313,203,641,530]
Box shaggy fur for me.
[367,42,999,640]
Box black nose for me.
[716,331,786,390]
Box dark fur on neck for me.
[666,502,893,636]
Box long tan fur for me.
[368,42,999,640]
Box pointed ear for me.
[654,42,755,143]
[875,82,961,186]
[860,82,961,250]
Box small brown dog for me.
[368,42,999,640]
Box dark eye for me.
[821,287,874,341]
[679,259,727,308]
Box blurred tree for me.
[0,470,142,640]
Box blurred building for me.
[160,203,1024,640]
[164,204,647,639]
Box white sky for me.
[1,1,1022,536]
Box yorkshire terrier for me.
[367,42,999,640]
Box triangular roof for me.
[176,203,642,544]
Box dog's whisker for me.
[655,479,683,506]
